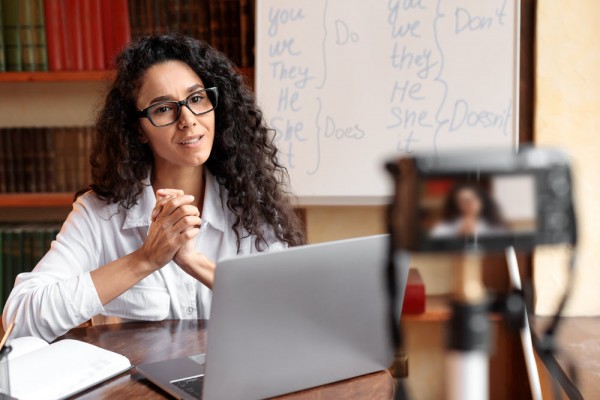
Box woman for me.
[3,34,304,341]
[430,182,506,238]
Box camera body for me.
[387,147,577,253]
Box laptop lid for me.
[203,234,409,400]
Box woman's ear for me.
[137,126,149,144]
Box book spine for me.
[44,127,56,192]
[178,0,191,36]
[239,0,250,68]
[77,126,87,190]
[33,128,44,192]
[0,130,5,192]
[167,0,181,33]
[12,228,24,286]
[65,0,84,70]
[32,226,45,269]
[81,0,94,70]
[2,228,12,309]
[12,129,25,192]
[32,0,48,71]
[43,0,64,71]
[0,226,3,309]
[128,0,139,39]
[100,0,114,68]
[20,0,36,71]
[89,0,104,70]
[3,129,15,192]
[113,0,131,55]
[0,0,6,72]
[57,0,72,70]
[54,127,66,192]
[65,127,76,192]
[3,0,22,71]
[84,126,93,187]
[23,128,37,192]
[152,0,161,33]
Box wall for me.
[534,0,600,316]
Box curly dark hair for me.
[82,33,304,250]
[441,182,505,226]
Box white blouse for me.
[2,171,284,342]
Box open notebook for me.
[5,336,132,400]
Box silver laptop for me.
[136,234,409,400]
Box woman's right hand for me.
[139,190,201,271]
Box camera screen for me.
[419,175,537,240]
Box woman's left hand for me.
[154,189,216,288]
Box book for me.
[65,0,84,70]
[43,0,64,71]
[0,130,5,192]
[2,130,14,192]
[42,127,56,192]
[12,129,25,192]
[19,0,36,71]
[89,0,104,70]
[2,227,13,307]
[2,0,22,71]
[54,127,67,192]
[103,0,131,69]
[23,128,37,192]
[7,336,132,400]
[401,268,426,315]
[0,0,5,71]
[32,0,47,71]
[80,0,94,70]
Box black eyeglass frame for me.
[136,86,219,127]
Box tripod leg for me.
[506,247,542,400]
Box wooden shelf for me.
[0,71,115,82]
[403,295,501,322]
[0,193,74,207]
[0,67,254,83]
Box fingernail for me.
[187,195,195,201]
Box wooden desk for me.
[59,320,394,399]
[534,317,600,399]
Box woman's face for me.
[136,60,215,170]
[455,187,483,218]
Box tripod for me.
[446,248,542,400]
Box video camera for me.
[387,147,577,253]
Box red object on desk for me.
[401,269,426,315]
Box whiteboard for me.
[256,0,520,205]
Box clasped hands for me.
[139,189,215,288]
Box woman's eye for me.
[190,94,204,104]
[153,105,173,114]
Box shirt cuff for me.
[69,272,105,321]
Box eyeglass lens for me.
[148,89,216,126]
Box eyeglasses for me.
[137,87,219,127]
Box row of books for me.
[0,223,61,309]
[0,127,93,193]
[0,0,255,72]
[0,0,130,71]
[128,0,255,67]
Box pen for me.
[0,321,15,351]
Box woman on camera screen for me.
[430,182,507,238]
